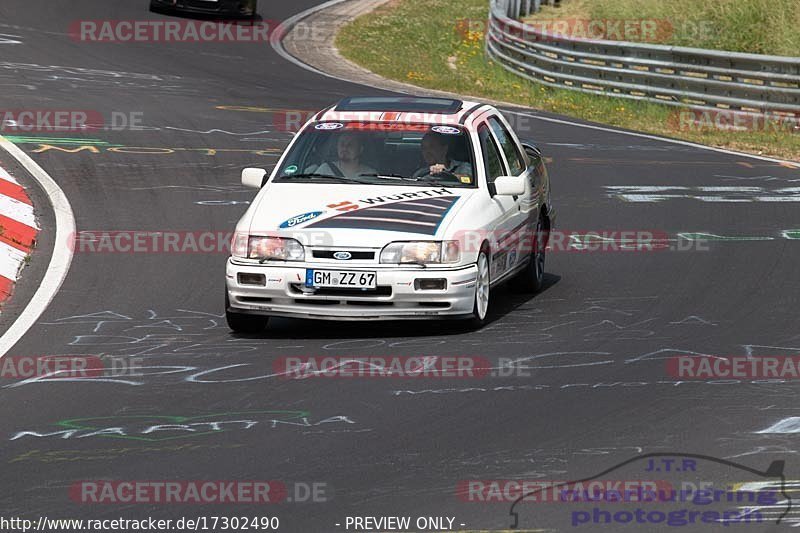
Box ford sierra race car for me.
[225,96,554,332]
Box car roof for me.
[315,96,491,128]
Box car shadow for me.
[229,273,561,340]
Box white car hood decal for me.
[249,184,474,238]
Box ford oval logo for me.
[333,251,352,260]
[279,211,323,229]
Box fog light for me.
[238,273,266,286]
[415,278,446,290]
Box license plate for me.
[305,269,377,289]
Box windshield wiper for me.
[358,173,418,181]
[415,174,467,186]
[276,173,373,184]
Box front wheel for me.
[465,250,491,329]
[225,292,269,333]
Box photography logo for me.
[507,452,792,529]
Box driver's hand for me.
[429,164,447,174]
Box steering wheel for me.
[414,165,461,181]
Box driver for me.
[316,133,376,177]
[412,131,473,180]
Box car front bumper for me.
[226,259,478,320]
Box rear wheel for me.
[225,292,269,333]
[515,216,547,293]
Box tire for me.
[514,216,546,293]
[465,249,491,329]
[225,292,269,333]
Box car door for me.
[476,119,528,283]
[487,115,539,272]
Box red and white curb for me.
[0,164,39,305]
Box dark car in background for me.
[149,0,257,18]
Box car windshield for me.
[273,122,477,188]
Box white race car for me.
[225,96,555,331]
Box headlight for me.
[380,241,460,264]
[246,236,305,261]
[231,232,249,258]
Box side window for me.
[478,124,506,184]
[488,116,525,176]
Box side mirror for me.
[521,141,541,158]
[493,175,526,196]
[242,168,267,188]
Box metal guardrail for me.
[486,0,800,114]
[504,0,559,18]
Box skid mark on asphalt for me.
[607,185,800,202]
[0,34,22,45]
[164,126,275,136]
[715,174,800,183]
[126,184,250,193]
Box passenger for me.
[316,133,376,177]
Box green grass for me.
[528,0,800,56]
[336,0,800,161]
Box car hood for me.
[243,183,476,247]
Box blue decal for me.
[431,126,461,135]
[508,249,517,269]
[280,211,323,229]
[315,122,344,130]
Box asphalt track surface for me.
[1,1,800,531]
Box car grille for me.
[183,0,231,11]
[311,250,376,260]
